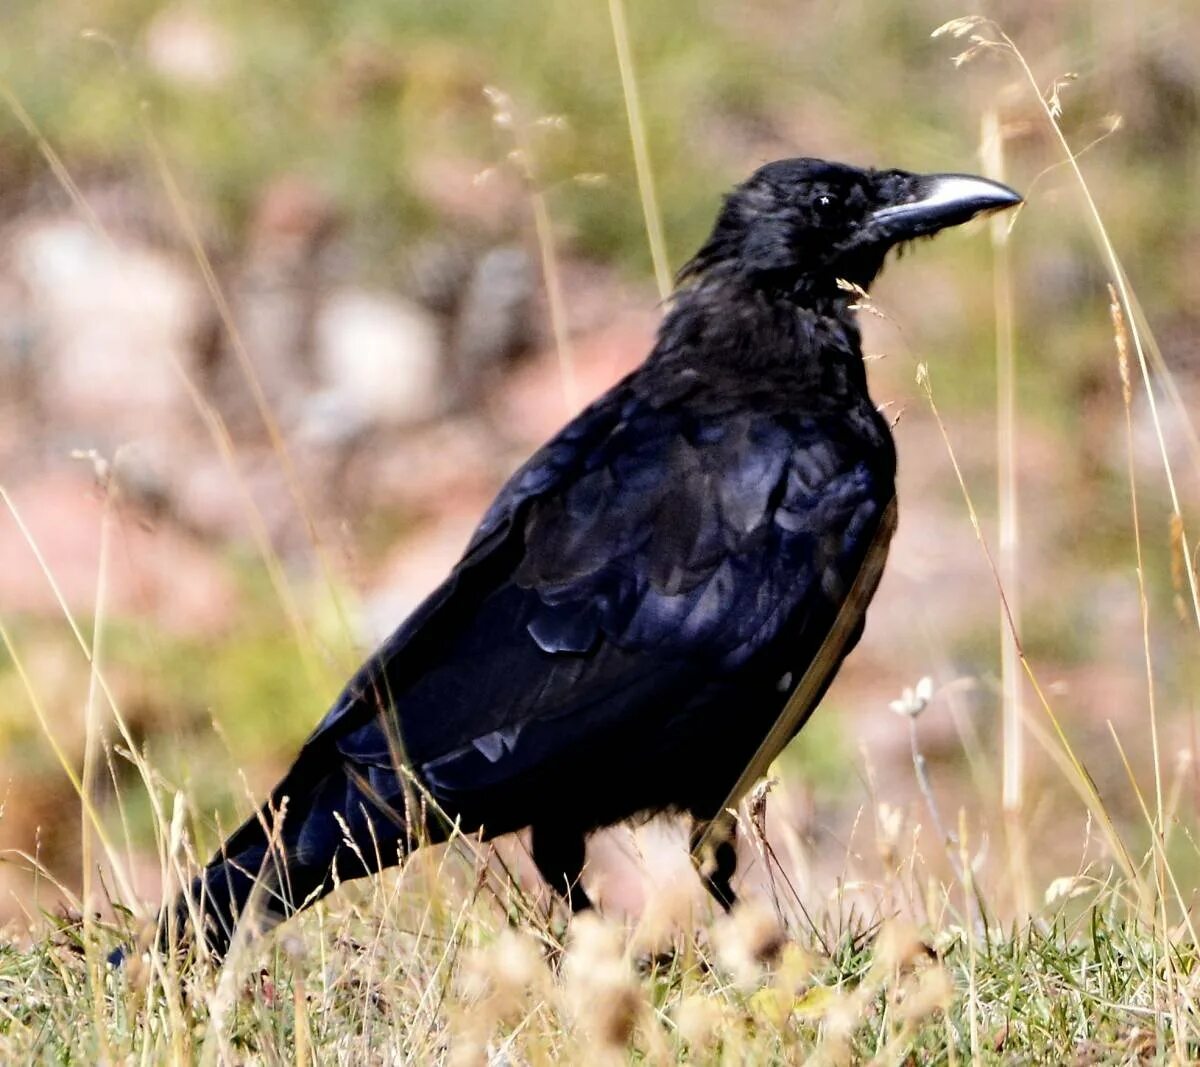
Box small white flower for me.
[889,676,934,718]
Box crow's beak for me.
[871,173,1023,238]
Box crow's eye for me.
[813,192,839,214]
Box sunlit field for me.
[1,1,1199,1061]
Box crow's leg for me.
[531,824,593,913]
[690,819,738,912]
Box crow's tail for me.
[167,755,414,960]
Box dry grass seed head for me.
[818,996,861,1067]
[457,927,547,1041]
[446,1037,489,1067]
[875,801,905,866]
[674,994,725,1052]
[563,912,641,1050]
[631,880,696,959]
[714,900,786,987]
[744,942,819,1031]
[893,959,953,1024]
[773,941,815,994]
[869,919,931,983]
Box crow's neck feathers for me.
[654,272,866,380]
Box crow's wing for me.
[307,373,892,807]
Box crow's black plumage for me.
[143,159,1020,959]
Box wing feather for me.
[304,374,892,826]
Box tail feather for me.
[171,757,414,959]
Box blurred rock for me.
[9,217,203,441]
[144,5,235,89]
[449,245,533,397]
[405,236,475,317]
[311,288,444,430]
[295,389,374,451]
[112,441,175,519]
[207,175,339,431]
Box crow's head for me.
[680,157,1021,300]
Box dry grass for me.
[0,782,1193,1062]
[0,11,1199,1065]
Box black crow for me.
[144,159,1020,959]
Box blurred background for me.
[1,0,1198,926]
